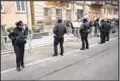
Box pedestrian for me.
[100,20,111,43]
[79,19,90,50]
[99,19,105,44]
[53,19,67,56]
[94,19,100,37]
[8,21,28,71]
[105,20,111,41]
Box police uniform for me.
[105,21,111,41]
[101,21,110,43]
[8,21,28,71]
[99,20,105,44]
[53,19,67,56]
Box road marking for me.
[1,37,117,74]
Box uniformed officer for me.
[105,20,111,41]
[99,19,105,44]
[8,21,28,71]
[53,19,67,56]
[79,19,90,50]
[100,20,111,43]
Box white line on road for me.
[1,37,117,74]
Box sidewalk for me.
[1,33,75,55]
[1,27,118,55]
[25,34,74,49]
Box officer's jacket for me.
[101,22,111,33]
[79,22,90,38]
[53,23,67,37]
[8,27,28,46]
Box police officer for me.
[100,20,111,43]
[53,19,67,56]
[105,20,111,41]
[9,21,28,71]
[79,19,90,50]
[99,19,105,44]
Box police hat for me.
[15,20,23,26]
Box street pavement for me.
[1,32,118,80]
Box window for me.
[77,9,83,20]
[44,8,51,16]
[56,9,62,19]
[112,1,118,5]
[113,9,118,15]
[104,8,106,14]
[44,8,51,25]
[115,9,118,15]
[16,1,26,12]
[1,2,4,12]
[107,8,111,14]
[66,10,71,20]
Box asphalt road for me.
[1,32,118,80]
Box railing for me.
[1,32,50,55]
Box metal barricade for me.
[1,36,13,54]
[1,32,50,55]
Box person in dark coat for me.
[53,19,67,56]
[8,21,28,71]
[100,20,111,43]
[105,20,111,41]
[99,19,105,44]
[94,19,100,36]
[79,19,90,50]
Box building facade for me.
[1,1,118,30]
[30,1,72,28]
[89,1,118,21]
[1,1,31,28]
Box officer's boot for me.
[17,67,21,72]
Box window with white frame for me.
[44,8,51,24]
[16,1,26,12]
[56,9,62,19]
[66,10,71,20]
[1,2,4,12]
[44,8,51,17]
[104,8,106,14]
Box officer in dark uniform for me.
[100,20,111,43]
[99,19,105,44]
[8,21,28,71]
[79,19,90,50]
[53,19,67,56]
[105,20,111,41]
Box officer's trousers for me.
[54,37,64,55]
[14,44,25,68]
[100,32,104,43]
[105,32,109,41]
[81,33,89,49]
